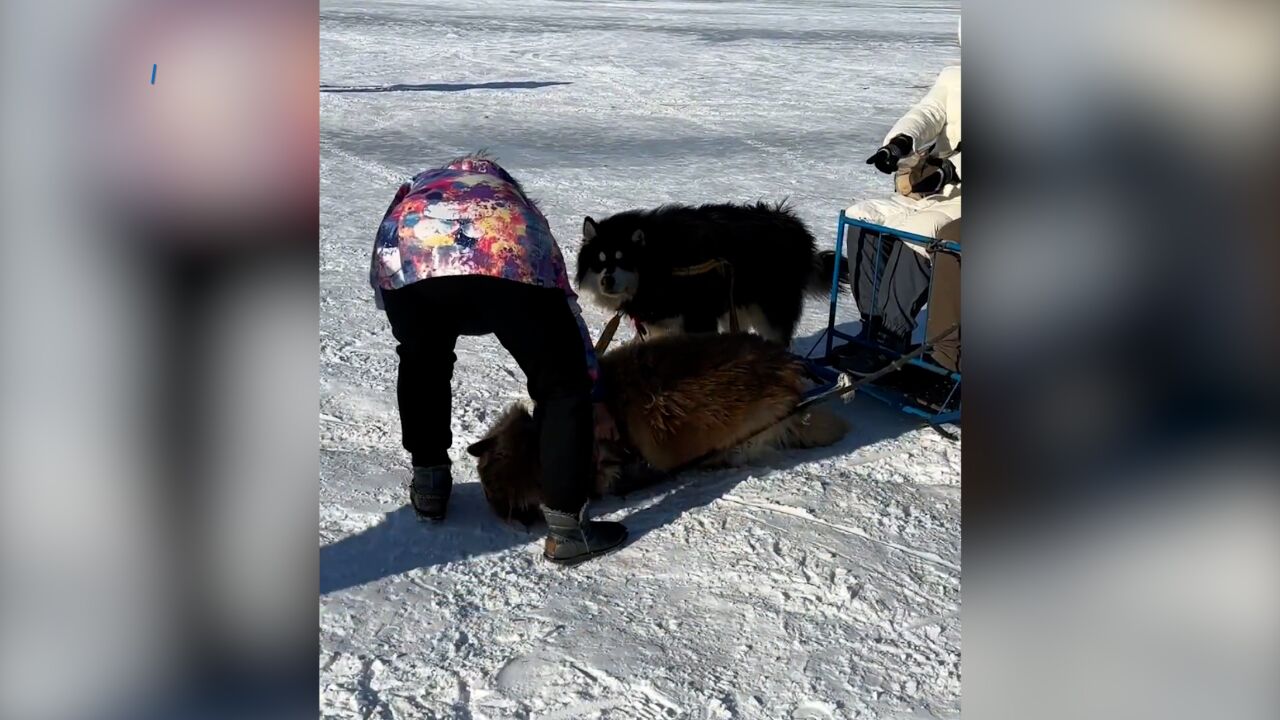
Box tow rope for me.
[669,323,961,473]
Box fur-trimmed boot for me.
[410,465,452,521]
[540,504,628,565]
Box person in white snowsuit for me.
[852,68,961,236]
[844,21,961,370]
[849,24,961,240]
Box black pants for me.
[850,227,932,351]
[381,275,593,512]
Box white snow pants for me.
[845,194,962,256]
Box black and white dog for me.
[575,201,847,345]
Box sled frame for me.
[802,211,961,429]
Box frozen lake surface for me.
[321,1,960,717]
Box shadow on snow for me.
[320,321,933,595]
[320,80,571,94]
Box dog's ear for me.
[583,217,597,242]
[466,436,497,457]
[631,229,645,246]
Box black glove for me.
[910,157,958,195]
[865,134,914,174]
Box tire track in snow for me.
[322,140,409,184]
[722,496,960,572]
[551,660,683,719]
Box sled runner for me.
[802,211,961,435]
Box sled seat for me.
[802,210,961,432]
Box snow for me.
[320,1,961,718]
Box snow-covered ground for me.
[320,1,961,717]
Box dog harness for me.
[593,258,739,354]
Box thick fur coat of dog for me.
[576,202,848,345]
[467,333,848,524]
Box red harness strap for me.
[593,259,732,354]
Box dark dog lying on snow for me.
[467,333,848,524]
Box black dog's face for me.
[576,216,644,310]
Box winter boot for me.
[410,465,452,521]
[540,504,628,565]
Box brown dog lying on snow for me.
[466,332,848,524]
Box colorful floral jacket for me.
[370,157,601,396]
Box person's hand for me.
[594,402,619,442]
[865,134,914,174]
[909,157,958,195]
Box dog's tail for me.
[809,250,850,296]
[714,406,849,466]
[771,406,849,450]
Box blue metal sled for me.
[799,210,961,431]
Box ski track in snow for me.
[321,1,961,717]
